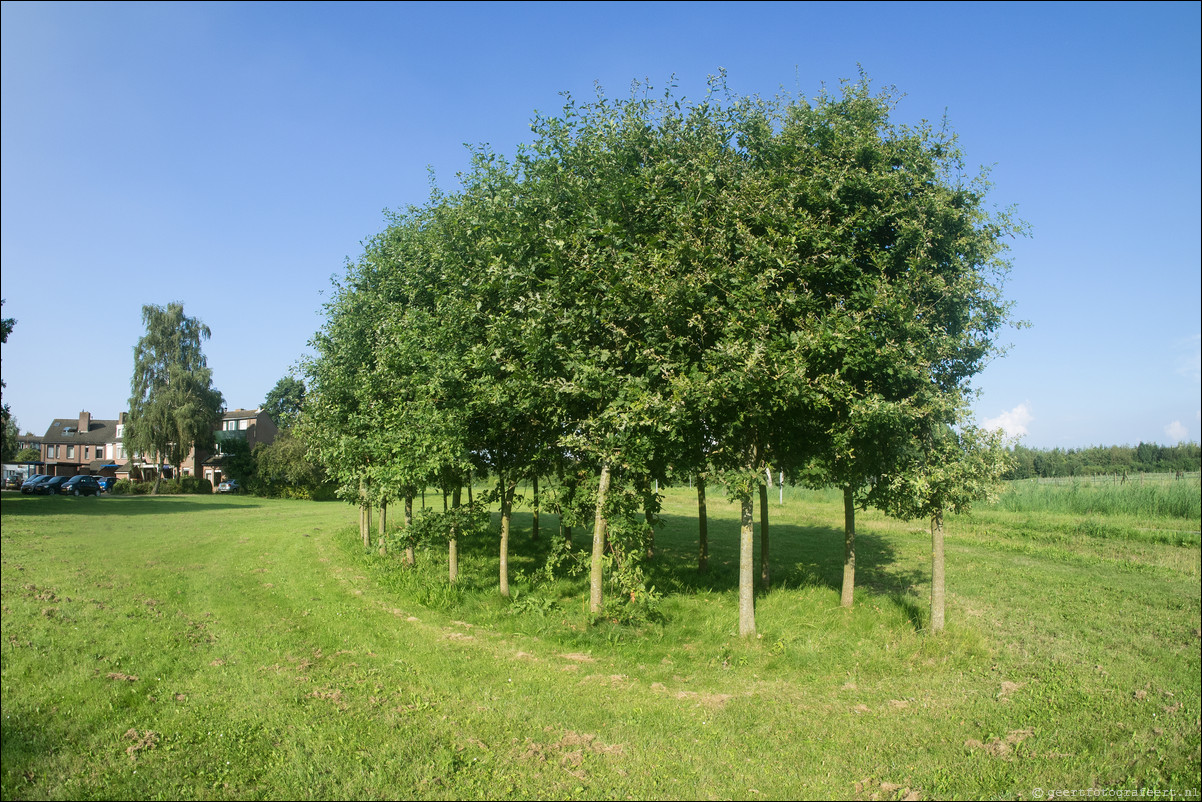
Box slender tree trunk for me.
[500,474,512,598]
[738,486,756,637]
[378,501,387,556]
[759,481,770,589]
[359,477,368,548]
[644,484,655,560]
[404,492,415,566]
[560,495,571,550]
[467,470,473,507]
[531,474,539,542]
[841,485,855,608]
[564,473,575,549]
[364,503,372,550]
[931,510,946,634]
[448,485,460,583]
[589,462,611,614]
[696,475,709,573]
[152,451,163,494]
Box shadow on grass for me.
[648,513,928,628]
[0,492,260,517]
[406,508,930,629]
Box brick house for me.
[199,408,279,488]
[40,411,128,478]
[39,408,277,488]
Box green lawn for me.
[2,485,1198,800]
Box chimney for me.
[79,411,91,432]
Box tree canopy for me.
[263,376,306,429]
[303,74,1021,633]
[126,303,224,492]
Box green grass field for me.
[2,480,1199,800]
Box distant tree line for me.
[1003,442,1201,479]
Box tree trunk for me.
[531,474,539,542]
[378,501,387,556]
[560,506,572,550]
[589,462,611,615]
[759,481,770,589]
[696,475,709,573]
[841,485,855,608]
[644,485,655,560]
[404,492,415,566]
[467,470,473,507]
[738,487,756,637]
[931,510,946,634]
[500,474,513,598]
[448,485,460,583]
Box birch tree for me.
[126,303,224,493]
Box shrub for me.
[111,479,133,496]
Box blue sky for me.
[2,1,1199,449]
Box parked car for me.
[21,474,50,494]
[61,475,102,497]
[5,474,25,490]
[95,477,115,493]
[34,476,68,495]
[217,479,240,494]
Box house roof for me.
[223,408,263,420]
[42,418,118,446]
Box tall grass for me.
[995,475,1202,520]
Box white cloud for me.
[983,403,1033,439]
[1164,420,1189,442]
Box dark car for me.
[34,476,68,495]
[61,475,102,497]
[4,475,23,490]
[20,474,49,494]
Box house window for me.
[67,446,75,459]
[114,443,125,460]
[96,444,106,460]
[239,419,250,430]
[115,424,124,440]
[223,420,238,431]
